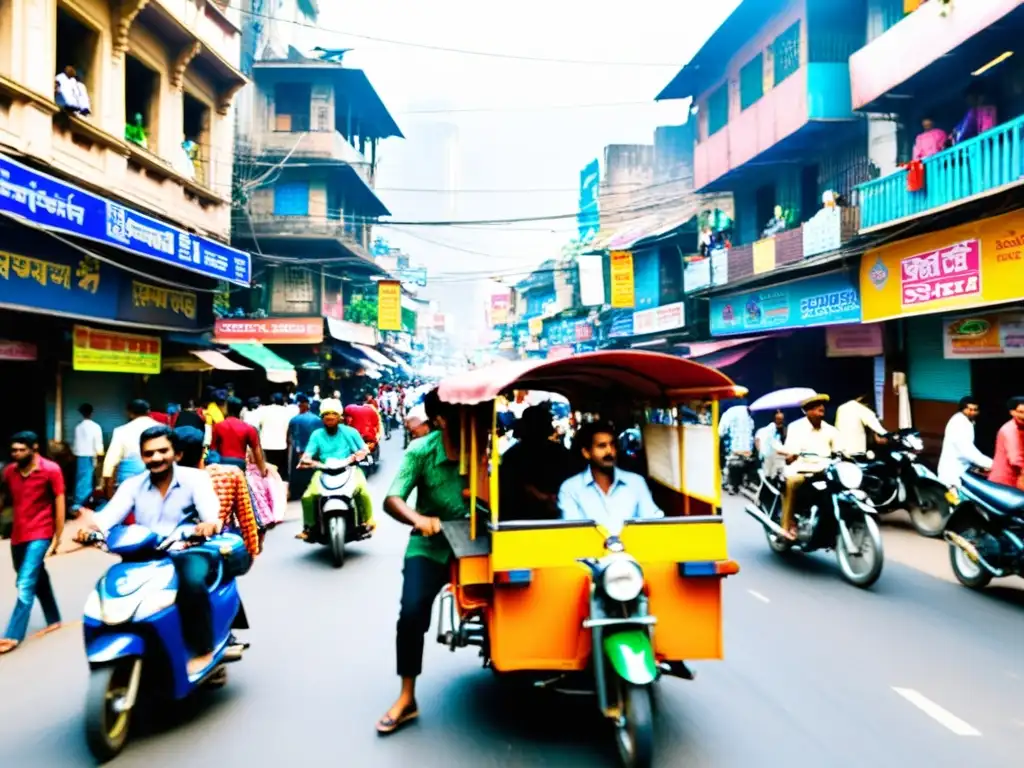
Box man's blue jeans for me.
[4,539,61,643]
[74,456,95,510]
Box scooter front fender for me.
[602,628,657,685]
[87,633,145,666]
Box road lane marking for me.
[892,687,981,736]
[747,589,770,603]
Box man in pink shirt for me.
[988,397,1024,490]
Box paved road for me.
[1,440,1021,766]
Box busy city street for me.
[1,437,1021,768]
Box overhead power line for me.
[232,5,684,68]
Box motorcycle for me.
[853,429,950,538]
[944,471,1024,589]
[81,523,250,761]
[302,457,373,567]
[744,455,885,588]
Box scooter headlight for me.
[835,461,864,490]
[601,556,644,602]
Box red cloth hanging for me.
[905,160,925,192]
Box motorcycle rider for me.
[835,394,887,455]
[296,398,373,540]
[76,425,223,676]
[937,396,992,486]
[718,399,755,492]
[780,394,840,540]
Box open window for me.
[182,91,211,184]
[124,53,159,151]
[55,5,99,113]
[274,82,311,131]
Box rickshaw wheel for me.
[614,683,653,768]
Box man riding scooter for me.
[296,399,375,540]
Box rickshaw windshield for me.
[437,352,746,537]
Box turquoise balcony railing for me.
[856,113,1024,231]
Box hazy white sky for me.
[311,0,739,330]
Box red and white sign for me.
[632,302,685,336]
[0,339,37,361]
[214,317,323,344]
[575,322,594,342]
[900,239,981,308]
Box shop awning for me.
[229,343,297,384]
[353,343,396,368]
[191,350,252,371]
[692,342,761,370]
[676,335,770,358]
[327,316,377,345]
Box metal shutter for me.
[62,370,137,449]
[906,315,971,403]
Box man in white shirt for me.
[835,394,887,455]
[79,425,222,676]
[780,395,840,540]
[755,410,787,479]
[937,396,993,486]
[259,392,292,479]
[72,403,104,511]
[102,400,160,497]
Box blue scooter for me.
[81,523,250,761]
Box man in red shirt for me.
[211,397,267,475]
[0,431,66,653]
[988,397,1024,490]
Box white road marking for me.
[892,687,981,736]
[747,589,770,603]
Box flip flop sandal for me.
[376,706,419,735]
[0,641,19,655]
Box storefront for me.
[859,208,1024,445]
[708,270,877,409]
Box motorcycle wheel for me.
[907,485,950,539]
[765,526,792,555]
[85,658,139,762]
[614,682,654,768]
[836,515,884,588]
[328,516,347,568]
[948,530,993,589]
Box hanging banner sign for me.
[377,280,402,331]
[528,316,544,337]
[72,324,161,374]
[0,339,37,360]
[752,238,776,274]
[489,292,511,326]
[943,312,1024,359]
[0,152,251,285]
[609,250,635,308]
[826,323,884,357]
[214,317,323,344]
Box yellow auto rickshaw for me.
[433,351,743,768]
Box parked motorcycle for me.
[944,472,1024,589]
[744,455,884,587]
[302,458,373,567]
[81,524,250,761]
[853,429,950,538]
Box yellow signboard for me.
[377,280,402,331]
[609,250,635,308]
[72,325,161,375]
[528,317,544,337]
[860,208,1024,322]
[753,238,776,274]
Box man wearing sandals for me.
[376,392,468,735]
[780,394,839,540]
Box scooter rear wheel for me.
[85,658,139,762]
[328,516,347,568]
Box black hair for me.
[958,396,979,411]
[296,393,309,404]
[213,389,228,404]
[78,403,94,418]
[516,403,554,442]
[226,396,244,418]
[139,425,176,451]
[128,399,151,417]
[246,396,262,410]
[575,421,617,452]
[1008,396,1024,411]
[10,430,38,449]
[173,427,205,468]
[423,387,442,423]
[272,392,285,406]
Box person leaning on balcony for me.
[912,118,948,161]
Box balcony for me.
[694,63,854,191]
[855,113,1024,231]
[250,129,370,172]
[245,213,369,250]
[851,0,1024,112]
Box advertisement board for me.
[214,317,323,344]
[72,325,160,374]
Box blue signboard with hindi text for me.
[0,152,251,286]
[578,159,600,244]
[709,270,862,337]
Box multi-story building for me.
[0,0,250,445]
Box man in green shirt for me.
[296,399,373,539]
[376,393,468,735]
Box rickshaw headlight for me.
[601,557,644,602]
[835,461,863,490]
